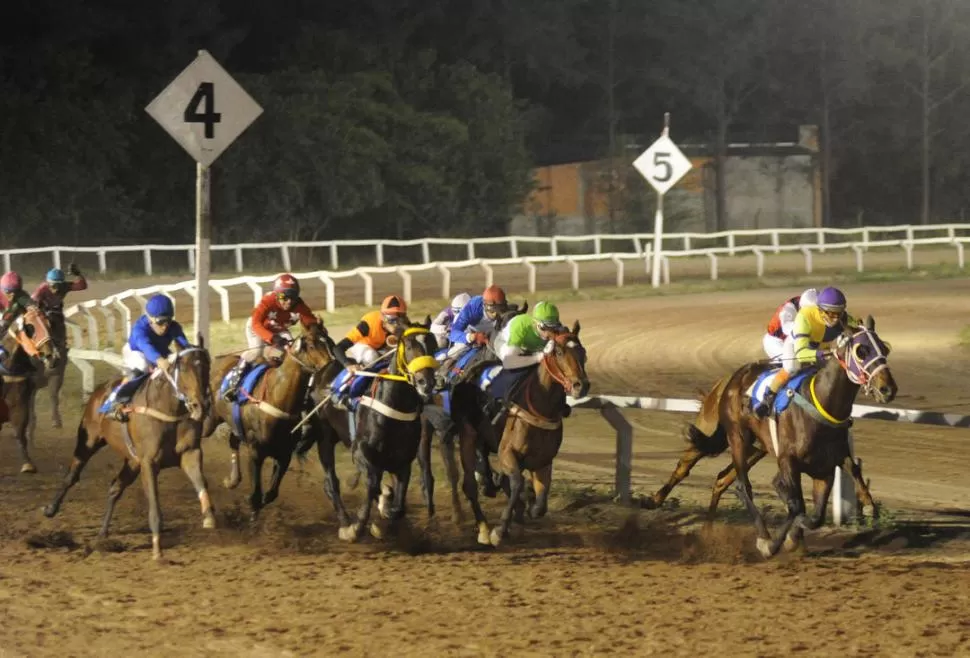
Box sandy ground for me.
[1,276,969,656]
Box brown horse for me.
[43,341,212,560]
[670,317,896,558]
[451,321,589,546]
[643,366,879,520]
[336,323,439,541]
[202,321,335,521]
[2,306,60,474]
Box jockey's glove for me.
[815,349,827,363]
[68,262,81,276]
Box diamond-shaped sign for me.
[146,50,263,167]
[632,135,692,195]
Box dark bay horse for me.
[43,341,212,560]
[450,321,589,546]
[338,323,439,542]
[202,321,335,521]
[2,306,60,473]
[671,317,896,558]
[643,366,878,520]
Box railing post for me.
[509,238,518,259]
[683,235,691,251]
[771,231,780,254]
[593,236,602,255]
[601,402,632,505]
[235,246,244,273]
[727,234,736,257]
[211,284,231,323]
[661,256,670,284]
[947,226,956,240]
[421,241,430,264]
[114,297,133,337]
[632,237,642,255]
[479,261,494,288]
[376,243,385,267]
[753,248,765,278]
[817,230,825,254]
[567,258,579,290]
[245,281,263,308]
[643,241,652,275]
[903,243,914,270]
[853,245,865,272]
[2,253,9,273]
[397,268,412,302]
[359,271,374,307]
[956,242,965,269]
[97,303,117,348]
[280,245,291,271]
[188,248,195,273]
[53,248,61,270]
[466,242,475,261]
[330,243,339,270]
[437,264,451,299]
[143,248,153,276]
[522,259,536,293]
[98,250,107,274]
[318,274,336,313]
[862,227,870,251]
[550,238,558,257]
[801,246,814,274]
[707,253,718,281]
[611,255,624,287]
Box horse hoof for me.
[477,528,491,546]
[863,504,876,519]
[378,494,392,520]
[338,524,359,542]
[222,477,239,490]
[51,419,62,429]
[370,522,384,539]
[640,496,660,510]
[202,515,217,530]
[20,462,37,474]
[489,528,503,547]
[42,505,56,518]
[756,537,773,559]
[783,535,801,553]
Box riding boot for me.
[754,389,778,419]
[222,359,249,403]
[434,357,455,390]
[562,399,573,418]
[101,377,132,422]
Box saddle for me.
[748,367,817,416]
[98,373,151,415]
[329,354,393,412]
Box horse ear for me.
[423,314,432,329]
[198,332,205,349]
[865,315,875,331]
[521,301,529,315]
[571,320,581,336]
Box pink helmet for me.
[1,271,22,293]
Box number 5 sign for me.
[146,50,263,167]
[632,134,691,195]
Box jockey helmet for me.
[817,287,846,312]
[381,294,408,317]
[450,292,471,316]
[1,271,22,293]
[798,288,818,308]
[482,285,508,318]
[146,294,175,322]
[273,273,300,299]
[533,301,562,331]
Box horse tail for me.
[684,373,731,456]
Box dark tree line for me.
[2,0,969,248]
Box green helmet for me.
[533,301,561,329]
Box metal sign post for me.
[145,49,263,346]
[632,113,692,288]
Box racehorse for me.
[643,367,879,520]
[450,321,589,546]
[337,322,439,542]
[2,306,60,473]
[43,340,212,560]
[202,321,335,521]
[667,316,896,558]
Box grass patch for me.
[958,326,970,350]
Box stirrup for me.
[107,403,129,422]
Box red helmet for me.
[1,271,22,293]
[380,294,408,317]
[482,285,507,306]
[273,273,300,298]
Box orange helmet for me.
[380,294,408,317]
[482,285,507,306]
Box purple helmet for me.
[817,287,846,312]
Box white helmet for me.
[450,292,471,315]
[798,288,818,308]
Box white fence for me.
[9,222,970,276]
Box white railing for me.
[8,222,970,275]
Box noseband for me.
[836,327,889,396]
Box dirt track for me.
[1,277,969,656]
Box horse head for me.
[15,307,60,371]
[544,320,590,399]
[834,315,897,404]
[394,321,439,404]
[169,334,212,422]
[288,319,336,375]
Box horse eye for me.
[856,345,871,359]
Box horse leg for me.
[642,444,705,510]
[530,464,553,519]
[459,423,491,546]
[140,463,164,560]
[27,385,38,448]
[845,455,877,521]
[417,420,435,518]
[261,451,292,507]
[48,356,67,428]
[440,427,464,525]
[99,461,140,538]
[707,448,767,520]
[11,387,36,473]
[727,425,774,557]
[384,463,413,537]
[316,428,351,527]
[247,446,266,522]
[339,458,380,542]
[180,448,216,529]
[44,423,105,517]
[490,450,525,547]
[223,433,242,489]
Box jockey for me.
[436,285,509,386]
[763,288,817,362]
[754,286,858,418]
[493,301,572,417]
[0,271,37,363]
[32,263,88,318]
[222,273,321,402]
[333,294,409,372]
[431,292,471,349]
[102,294,190,421]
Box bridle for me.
[161,346,210,415]
[539,332,588,394]
[835,326,890,396]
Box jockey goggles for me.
[276,291,298,303]
[150,315,172,326]
[820,309,841,324]
[383,313,403,326]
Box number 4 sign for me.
[146,50,262,167]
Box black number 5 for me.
[653,152,672,182]
[184,82,222,139]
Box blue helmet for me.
[146,294,175,321]
[46,268,65,284]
